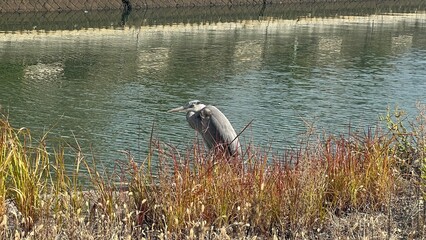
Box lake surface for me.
[0,8,425,169]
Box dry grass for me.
[0,104,425,239]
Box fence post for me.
[122,0,132,12]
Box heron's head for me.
[168,100,206,113]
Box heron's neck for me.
[186,110,195,118]
[186,104,206,118]
[194,104,206,111]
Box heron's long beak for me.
[167,106,185,112]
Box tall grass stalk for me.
[322,130,394,212]
[1,105,425,238]
[126,127,397,237]
[0,117,50,231]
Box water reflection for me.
[0,12,425,170]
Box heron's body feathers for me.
[177,102,241,156]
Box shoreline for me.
[1,11,425,35]
[0,4,425,32]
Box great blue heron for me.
[168,100,242,157]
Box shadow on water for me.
[0,0,425,31]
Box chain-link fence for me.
[0,0,424,31]
[3,0,264,12]
[0,0,425,13]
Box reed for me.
[0,105,425,238]
[0,117,50,232]
[124,127,398,238]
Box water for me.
[0,8,425,169]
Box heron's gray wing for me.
[200,106,241,155]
